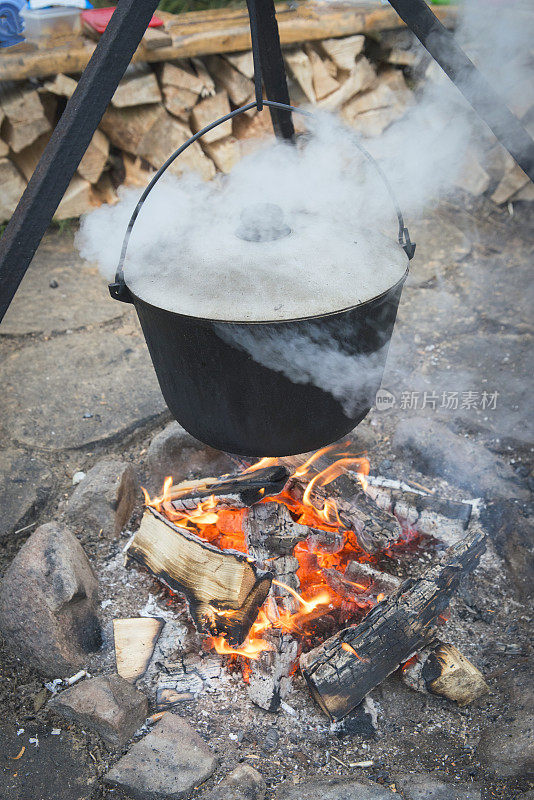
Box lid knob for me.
[235,202,291,242]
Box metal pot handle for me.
[110,99,415,303]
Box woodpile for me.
[0,14,531,224]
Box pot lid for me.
[125,209,408,323]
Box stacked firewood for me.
[0,31,531,223]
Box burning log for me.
[365,478,473,536]
[242,502,305,710]
[300,527,486,720]
[126,507,272,645]
[324,560,401,604]
[170,465,290,511]
[284,471,402,554]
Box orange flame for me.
[141,444,386,669]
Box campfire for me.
[123,444,486,718]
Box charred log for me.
[126,507,272,644]
[170,465,290,511]
[243,501,304,710]
[300,527,486,719]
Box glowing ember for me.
[142,444,392,670]
[341,642,367,661]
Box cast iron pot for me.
[110,100,415,457]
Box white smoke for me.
[76,0,533,417]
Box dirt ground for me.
[0,194,532,799]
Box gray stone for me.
[393,418,528,500]
[476,706,534,778]
[407,217,472,288]
[146,421,234,492]
[49,674,148,748]
[104,713,217,799]
[63,458,138,537]
[0,522,101,677]
[0,229,126,336]
[0,447,53,541]
[203,764,266,800]
[394,773,481,800]
[0,720,96,800]
[0,326,168,449]
[276,777,397,800]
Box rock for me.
[49,674,148,748]
[476,681,534,778]
[276,777,397,800]
[203,764,266,800]
[480,499,533,598]
[63,458,138,537]
[0,229,125,336]
[0,720,96,800]
[104,713,217,799]
[0,447,53,542]
[407,217,472,288]
[146,421,234,492]
[0,522,101,677]
[0,326,168,449]
[393,418,528,500]
[394,773,481,800]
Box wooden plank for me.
[0,3,458,83]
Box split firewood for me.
[402,641,488,706]
[202,136,241,174]
[343,560,401,596]
[99,103,161,154]
[137,108,215,180]
[162,85,198,120]
[190,91,232,143]
[113,617,165,683]
[300,527,486,719]
[77,129,109,184]
[205,55,255,107]
[224,50,254,79]
[126,507,272,645]
[284,48,315,104]
[0,86,51,153]
[319,34,365,72]
[190,59,217,98]
[169,465,290,511]
[92,172,117,206]
[112,64,162,109]
[159,61,204,95]
[0,138,7,158]
[0,157,26,222]
[305,45,340,101]
[42,73,78,98]
[243,501,303,710]
[54,174,95,220]
[122,153,154,188]
[317,56,377,111]
[11,133,50,180]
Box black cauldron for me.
[110,100,414,456]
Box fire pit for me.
[120,443,485,719]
